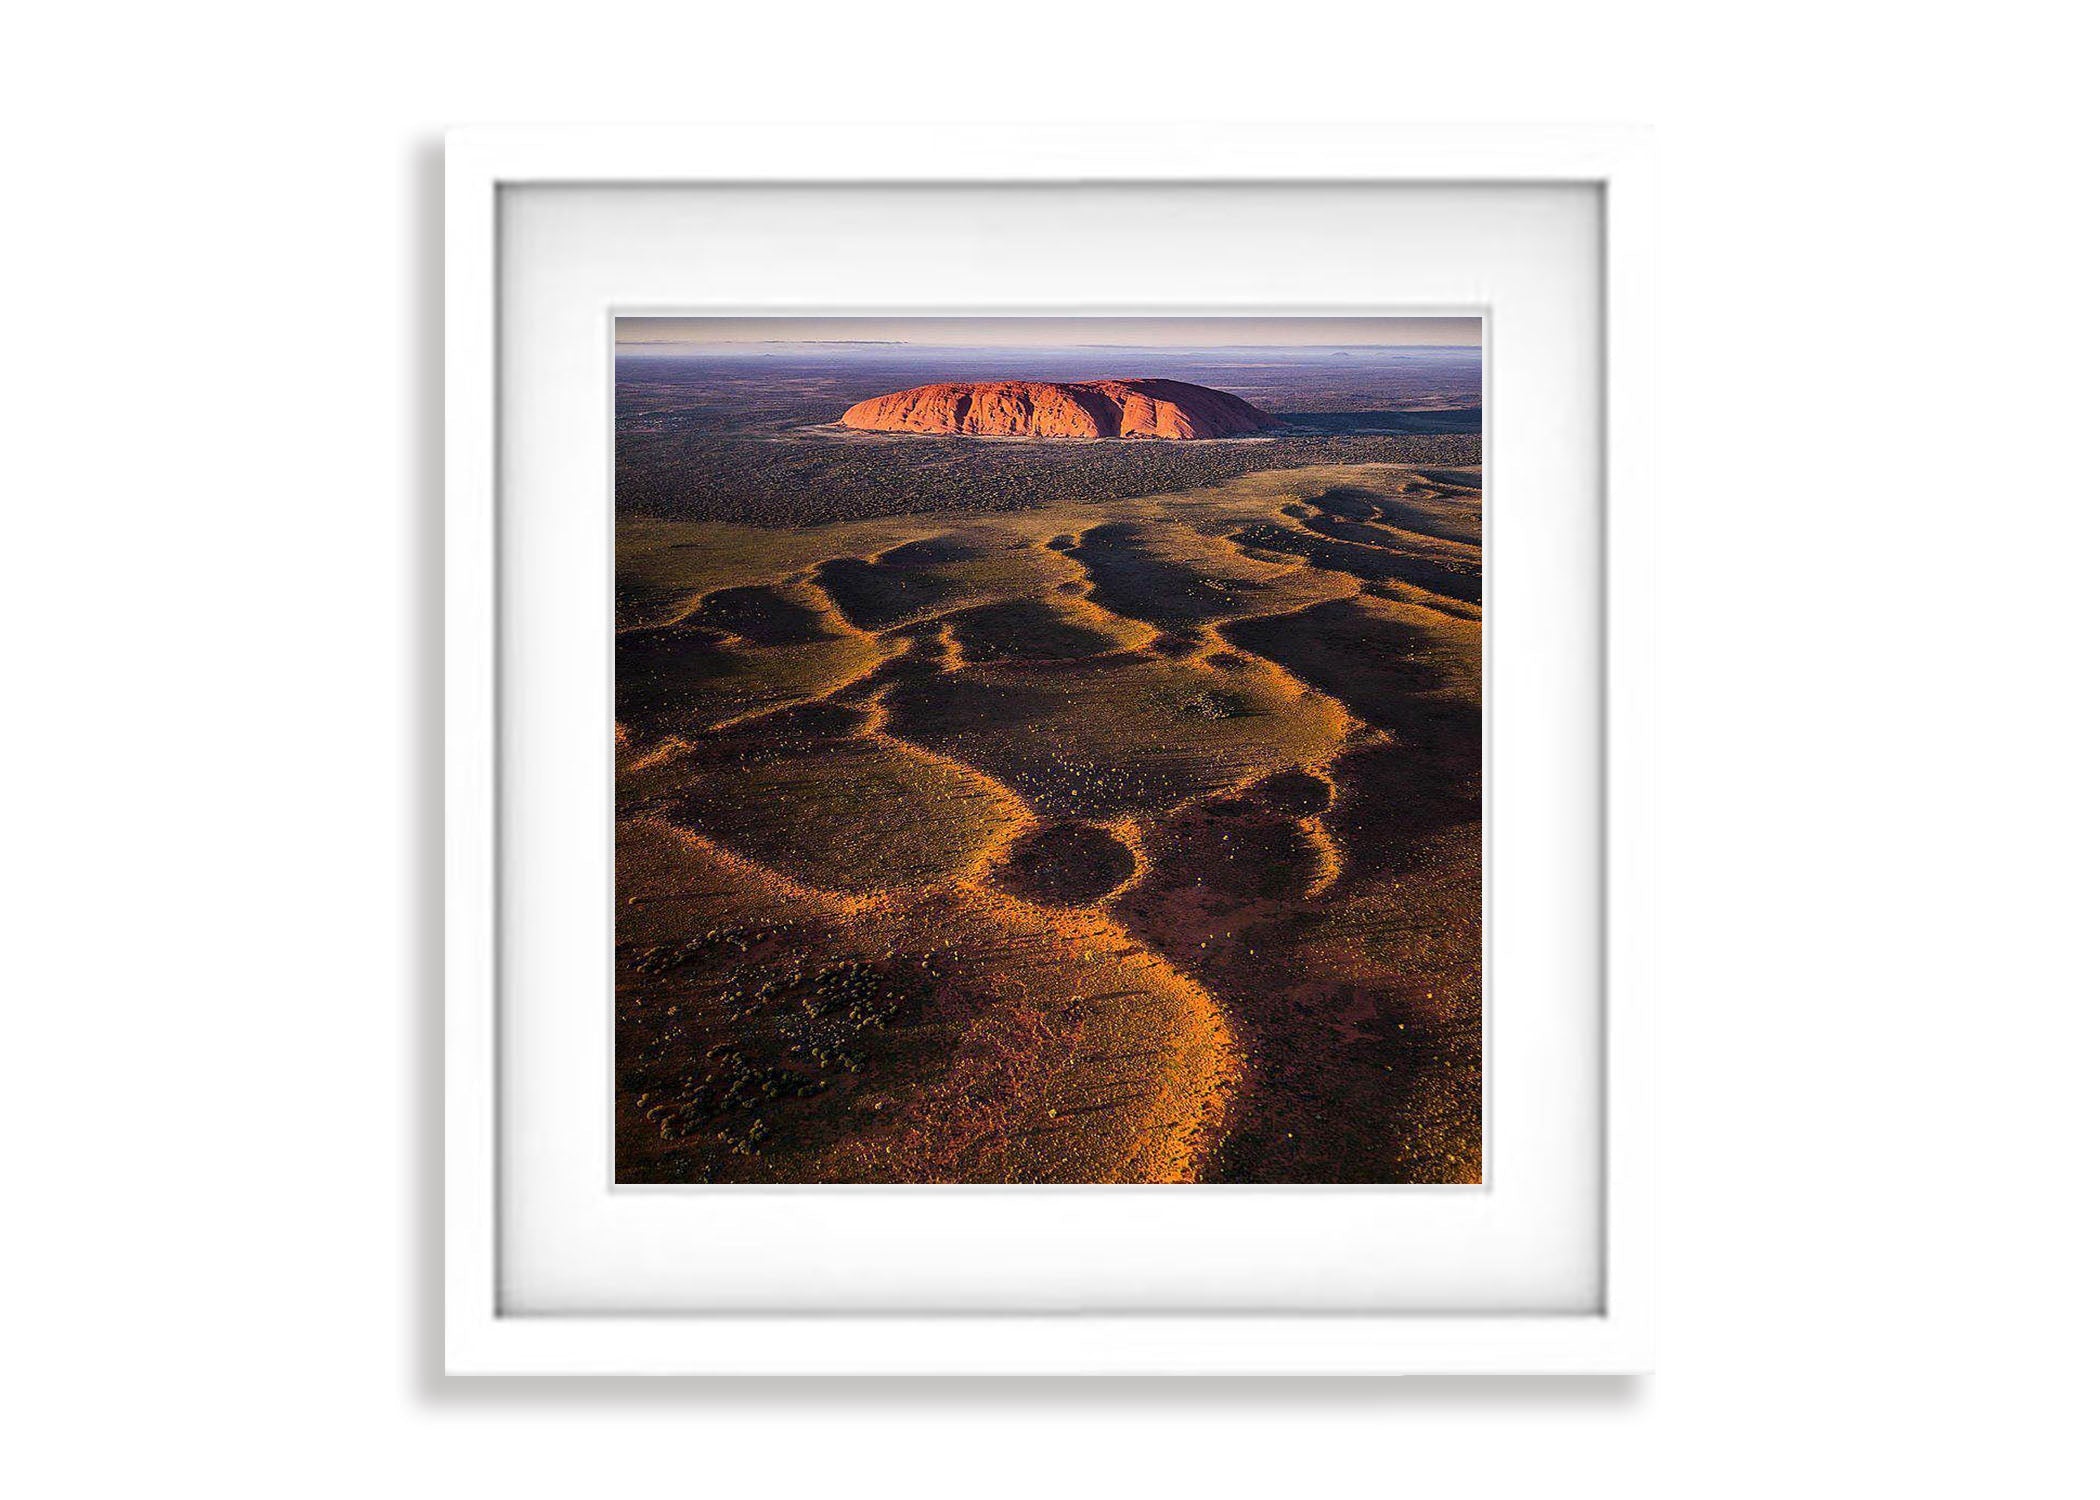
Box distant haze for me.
[618,315,1482,352]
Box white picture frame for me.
[446,124,1653,1376]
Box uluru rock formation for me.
[840,379,1277,440]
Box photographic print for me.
[615,316,1482,1184]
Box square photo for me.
[614,316,1483,1184]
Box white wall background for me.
[5,4,2093,1494]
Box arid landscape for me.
[615,320,1483,1183]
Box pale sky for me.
[616,316,1481,350]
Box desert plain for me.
[615,338,1483,1184]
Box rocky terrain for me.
[840,379,1279,440]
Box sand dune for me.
[616,464,1481,1183]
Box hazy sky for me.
[617,316,1481,351]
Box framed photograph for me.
[446,125,1651,1375]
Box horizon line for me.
[615,340,1484,352]
[615,315,1483,351]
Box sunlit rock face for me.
[840,379,1277,439]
